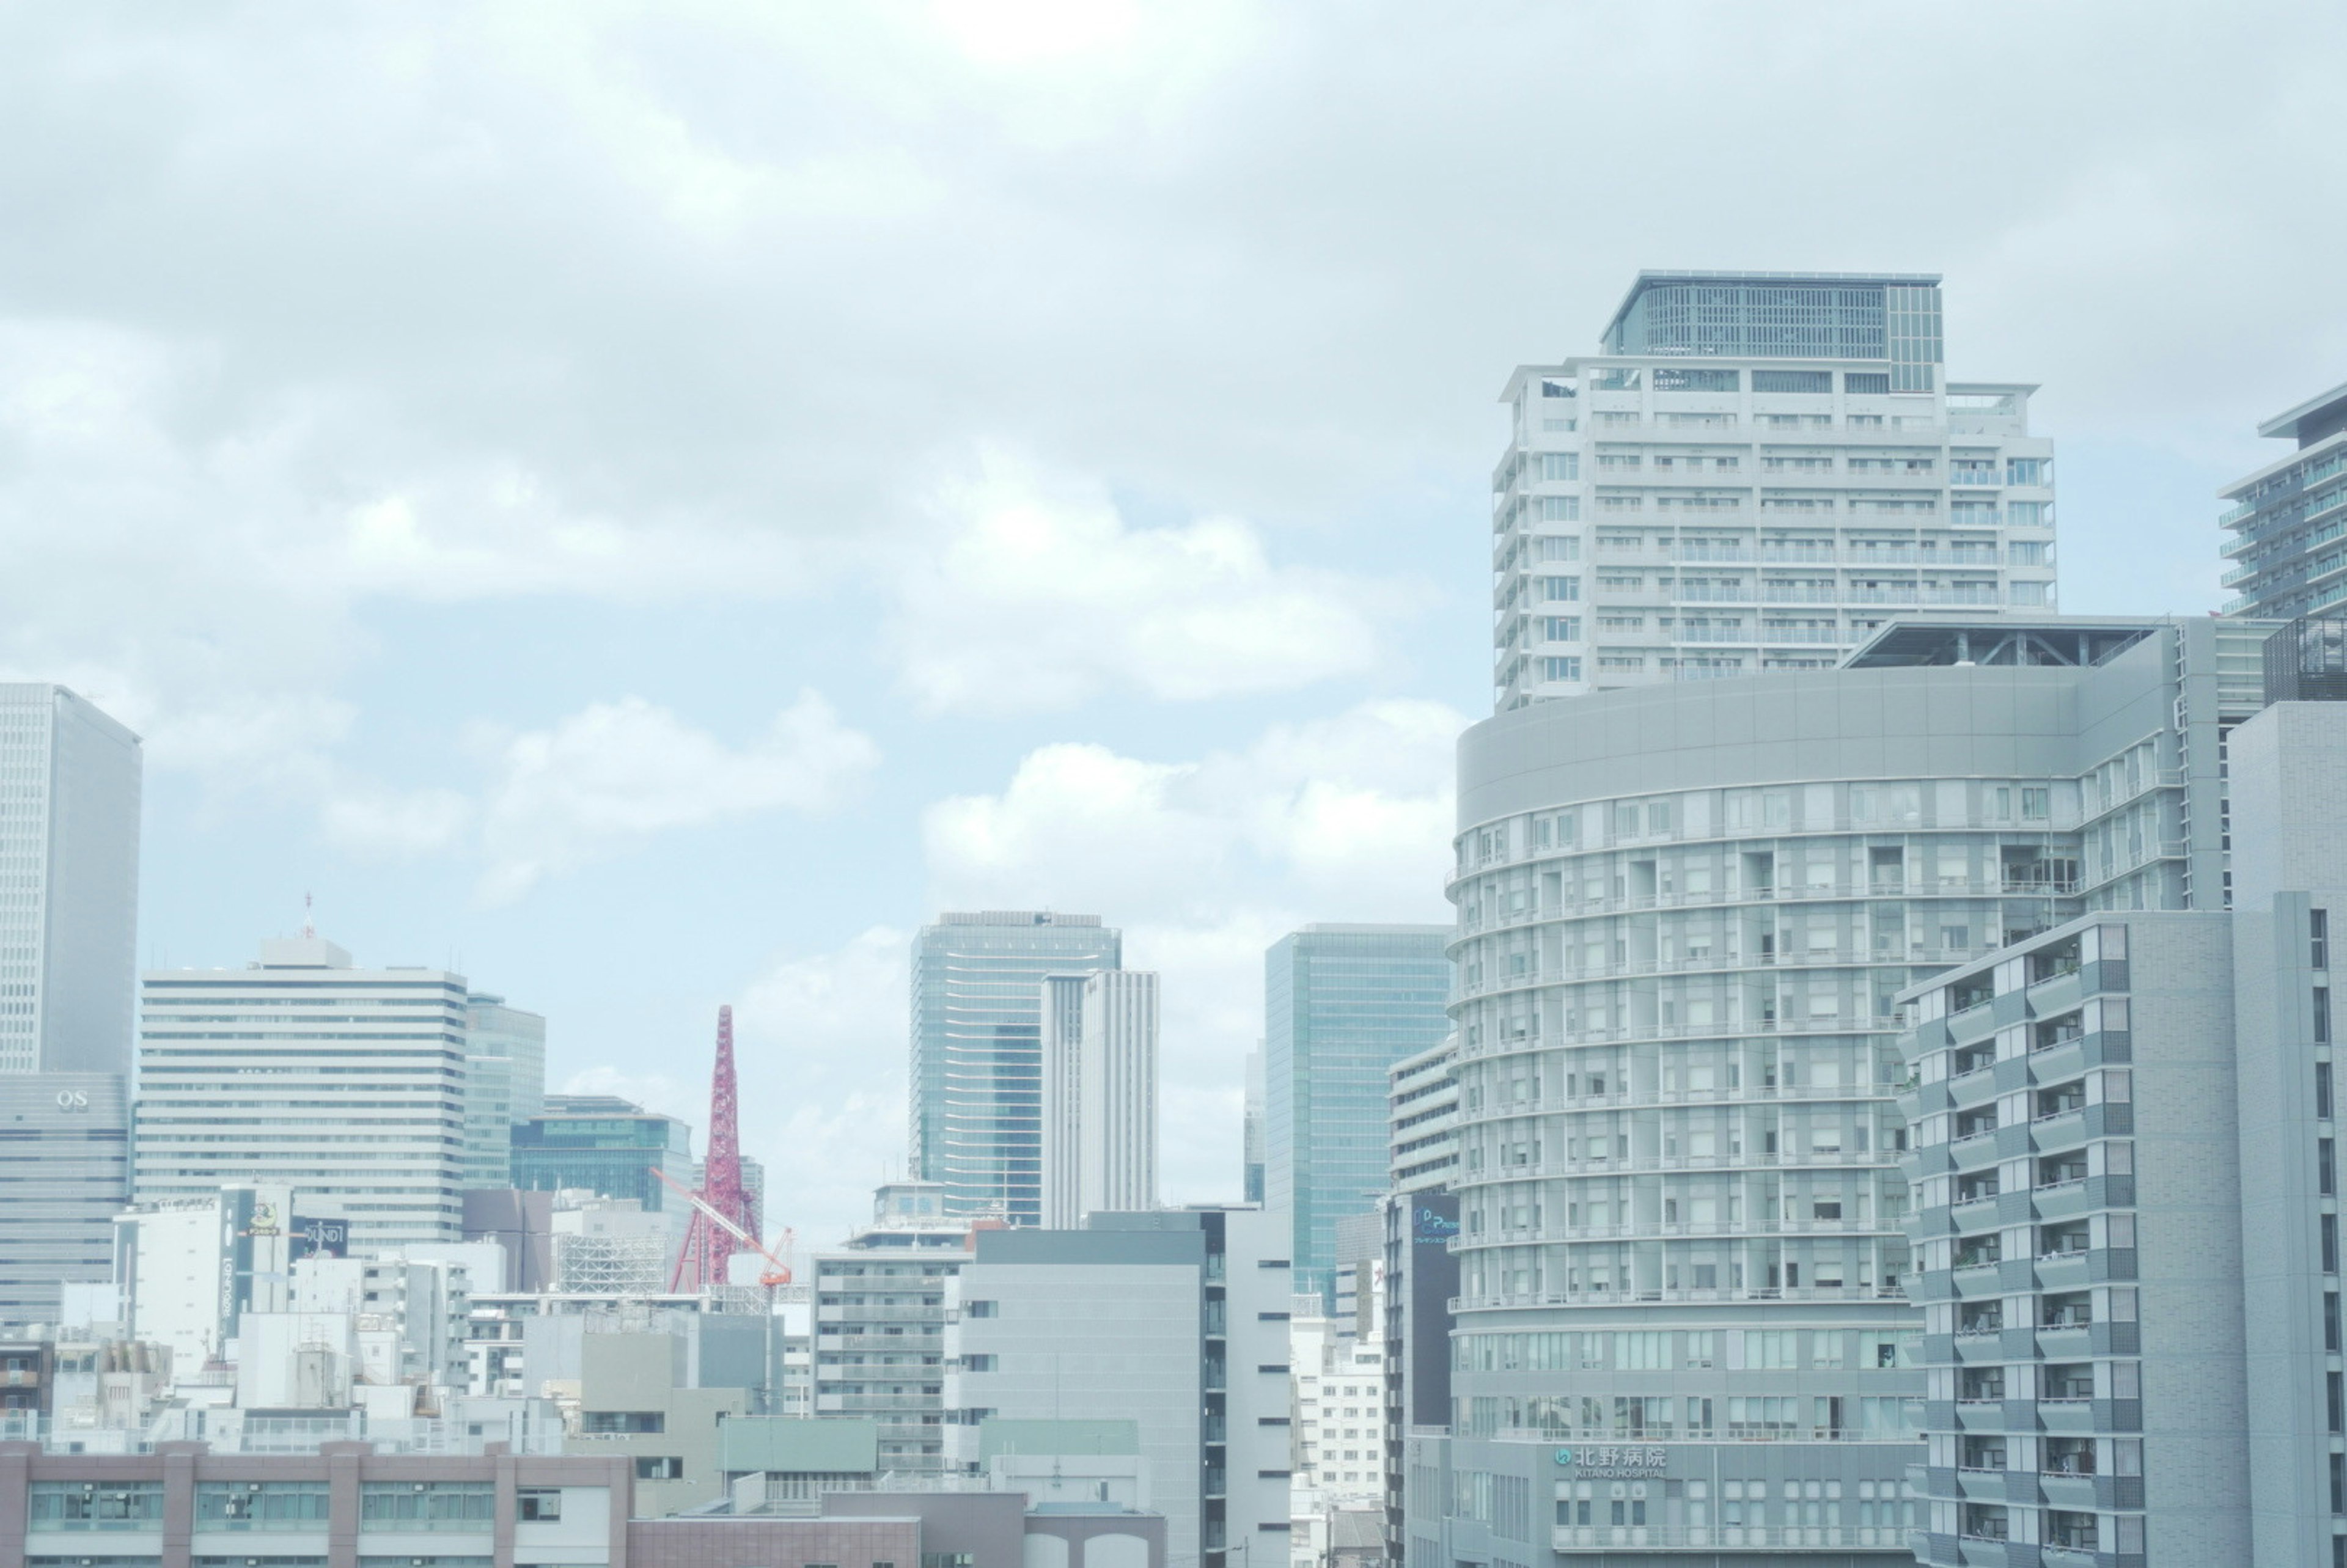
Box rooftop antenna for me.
[301,892,314,940]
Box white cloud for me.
[891,452,1407,714]
[920,699,1463,1203]
[923,697,1463,918]
[321,692,880,903]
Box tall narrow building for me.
[135,934,471,1250]
[2219,379,2347,620]
[1491,271,2057,709]
[0,684,139,1328]
[1265,925,1452,1300]
[910,911,1120,1223]
[459,991,546,1190]
[0,684,141,1077]
[1040,969,1160,1227]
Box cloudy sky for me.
[8,1,2342,1248]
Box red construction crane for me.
[669,1005,755,1292]
[652,1166,793,1288]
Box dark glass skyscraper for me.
[909,911,1120,1224]
[1265,924,1453,1299]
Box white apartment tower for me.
[1492,272,2057,708]
[135,934,472,1249]
[1041,969,1161,1228]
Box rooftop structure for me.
[1493,271,2057,710]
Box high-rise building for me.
[810,1180,970,1476]
[911,911,1121,1223]
[1041,969,1159,1228]
[0,1072,128,1327]
[1389,1038,1459,1195]
[2219,380,2347,620]
[1491,271,2058,709]
[511,1094,696,1256]
[134,936,471,1250]
[942,1206,1291,1568]
[1413,615,2266,1566]
[1896,683,2347,1567]
[0,684,141,1078]
[1265,926,1452,1300]
[458,992,546,1190]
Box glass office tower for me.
[1265,924,1453,1300]
[910,910,1120,1224]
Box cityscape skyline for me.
[7,5,2329,1259]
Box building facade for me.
[1390,1039,1460,1196]
[810,1180,971,1476]
[2219,380,2347,620]
[134,937,471,1251]
[1897,915,2241,1564]
[943,1207,1291,1568]
[1897,689,2347,1566]
[1266,926,1452,1301]
[912,912,1122,1224]
[510,1094,696,1254]
[460,990,548,1189]
[1417,616,2265,1564]
[0,684,141,1079]
[1042,969,1160,1228]
[0,1440,630,1564]
[0,1072,128,1328]
[1490,273,2057,710]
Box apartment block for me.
[1491,273,2057,709]
[1893,664,2347,1566]
[810,1181,970,1476]
[2219,380,2347,620]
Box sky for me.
[6,1,2344,1250]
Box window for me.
[1542,617,1581,643]
[1541,576,1581,602]
[963,1300,997,1318]
[1751,370,1831,394]
[515,1490,562,1523]
[1843,372,1890,394]
[1538,496,1580,521]
[195,1484,332,1530]
[1655,367,1738,392]
[2317,909,2331,970]
[2006,458,2048,486]
[1540,453,1579,482]
[359,1484,494,1530]
[1258,1311,1291,1322]
[581,1411,662,1433]
[960,1354,996,1372]
[2319,989,2333,1045]
[29,1483,167,1530]
[1536,536,1581,562]
[633,1458,685,1481]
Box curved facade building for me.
[1418,619,2260,1564]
